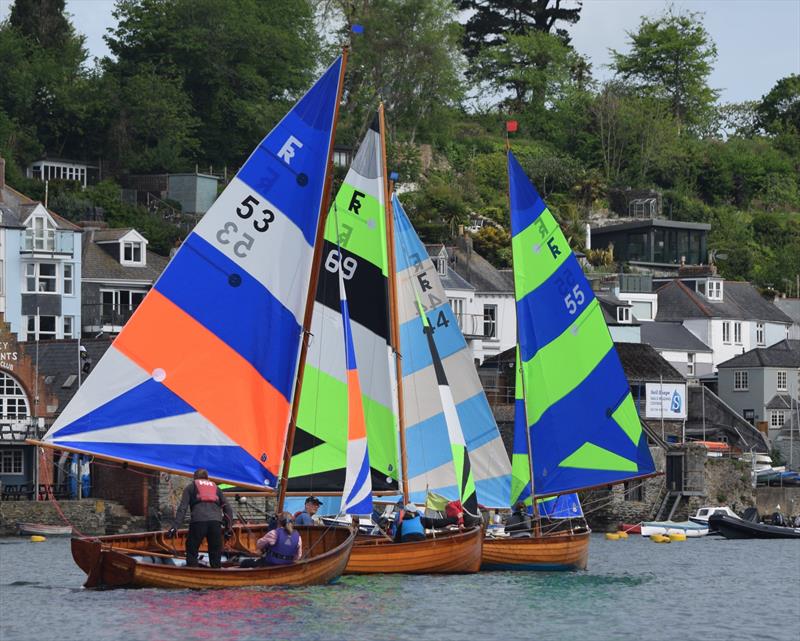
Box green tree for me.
[472,225,511,267]
[611,9,718,130]
[9,0,73,49]
[756,74,800,155]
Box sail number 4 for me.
[216,195,275,257]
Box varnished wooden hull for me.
[481,530,590,571]
[345,526,482,574]
[71,525,355,589]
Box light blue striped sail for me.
[393,194,510,507]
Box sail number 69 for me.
[325,249,357,280]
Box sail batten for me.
[508,151,655,496]
[41,57,346,489]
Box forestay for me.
[40,57,345,489]
[393,195,510,507]
[508,151,656,496]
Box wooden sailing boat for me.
[286,104,483,574]
[481,150,659,570]
[32,54,358,589]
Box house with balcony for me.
[427,235,516,364]
[717,339,800,440]
[81,225,168,336]
[654,276,792,371]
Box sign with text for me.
[645,382,687,420]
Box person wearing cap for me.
[294,496,322,526]
[393,502,427,542]
[240,512,302,567]
[505,501,532,538]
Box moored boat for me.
[689,506,738,532]
[17,523,74,536]
[640,521,709,537]
[709,514,800,540]
[482,529,590,571]
[620,523,642,535]
[72,525,355,589]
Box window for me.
[24,262,57,293]
[624,481,644,501]
[734,370,749,391]
[100,290,147,324]
[63,263,74,295]
[64,316,75,339]
[722,321,731,344]
[743,409,755,425]
[0,449,23,475]
[756,322,765,346]
[448,298,464,329]
[0,372,29,421]
[122,241,143,264]
[734,322,742,344]
[616,307,631,323]
[687,353,695,376]
[483,305,497,339]
[26,216,55,251]
[707,280,723,300]
[770,410,786,428]
[436,256,447,276]
[27,315,56,340]
[777,370,787,391]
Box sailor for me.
[167,469,233,568]
[241,512,302,567]
[294,495,322,525]
[394,503,427,543]
[505,501,533,538]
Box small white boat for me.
[640,521,709,537]
[689,506,738,531]
[17,523,74,536]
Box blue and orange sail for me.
[339,261,373,515]
[39,57,347,490]
[508,151,655,497]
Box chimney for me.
[585,223,591,250]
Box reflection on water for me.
[1,535,797,641]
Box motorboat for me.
[689,506,738,532]
[640,520,709,537]
[709,513,800,540]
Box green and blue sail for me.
[508,151,655,497]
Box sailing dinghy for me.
[33,54,357,589]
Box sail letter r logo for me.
[278,136,303,165]
[417,272,433,292]
[547,238,561,259]
[348,190,366,214]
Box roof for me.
[615,342,685,382]
[596,292,639,326]
[82,234,168,282]
[765,394,798,410]
[591,218,711,234]
[717,339,800,369]
[774,298,800,325]
[21,338,112,412]
[92,228,133,242]
[640,322,712,352]
[449,247,514,293]
[655,279,793,324]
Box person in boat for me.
[294,495,322,526]
[240,512,302,567]
[505,501,533,538]
[167,469,233,569]
[393,503,428,543]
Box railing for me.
[20,230,75,255]
[81,304,139,330]
[452,313,490,339]
[0,420,47,442]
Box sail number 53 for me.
[216,195,275,257]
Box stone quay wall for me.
[0,499,107,536]
[756,487,800,518]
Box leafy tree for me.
[756,74,800,155]
[9,0,73,50]
[611,9,718,130]
[472,225,511,267]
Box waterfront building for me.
[640,321,714,380]
[26,157,100,188]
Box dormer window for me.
[436,256,447,276]
[24,215,55,251]
[122,241,144,265]
[617,306,631,323]
[706,279,723,301]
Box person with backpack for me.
[167,469,233,568]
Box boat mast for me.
[381,103,410,503]
[505,134,541,535]
[277,49,349,513]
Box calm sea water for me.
[1,534,798,641]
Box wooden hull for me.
[345,526,483,574]
[481,530,590,571]
[71,525,355,589]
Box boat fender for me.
[193,479,219,504]
[616,531,629,539]
[30,535,46,542]
[668,532,686,542]
[605,532,620,540]
[651,534,670,543]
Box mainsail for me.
[39,57,346,490]
[508,151,655,496]
[289,114,399,492]
[393,195,511,507]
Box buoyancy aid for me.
[445,500,465,527]
[398,512,425,541]
[265,528,300,565]
[193,479,219,504]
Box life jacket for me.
[265,527,300,565]
[398,512,425,541]
[193,479,219,504]
[446,500,464,526]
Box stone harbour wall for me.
[0,499,107,536]
[686,456,755,516]
[756,487,800,518]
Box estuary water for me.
[1,534,797,641]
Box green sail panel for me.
[289,116,399,492]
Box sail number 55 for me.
[216,195,275,257]
[564,285,584,315]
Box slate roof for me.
[765,394,798,410]
[717,339,800,369]
[1,185,80,230]
[93,228,133,242]
[82,233,168,282]
[596,292,639,326]
[615,342,685,382]
[21,338,113,413]
[655,280,792,323]
[640,321,712,352]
